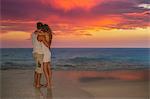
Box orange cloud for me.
[88,15,122,27]
[0,31,31,41]
[41,0,104,11]
[123,11,150,17]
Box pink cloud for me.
[40,0,104,11]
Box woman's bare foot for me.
[44,83,52,88]
[47,85,52,89]
[36,84,44,88]
[47,83,52,89]
[43,84,47,87]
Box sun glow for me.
[41,0,103,11]
[0,31,30,41]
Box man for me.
[32,22,44,88]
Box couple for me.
[32,22,52,88]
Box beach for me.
[1,69,149,99]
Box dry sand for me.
[1,69,149,99]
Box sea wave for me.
[1,48,149,70]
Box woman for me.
[37,24,52,88]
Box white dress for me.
[41,43,51,62]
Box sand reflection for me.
[34,87,53,99]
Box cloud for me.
[40,0,104,11]
[138,4,150,9]
[1,0,150,35]
[1,20,36,33]
[1,0,56,20]
[137,0,150,4]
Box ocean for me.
[1,48,149,70]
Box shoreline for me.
[1,67,149,71]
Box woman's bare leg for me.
[47,62,52,86]
[43,62,51,88]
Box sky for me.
[1,0,150,48]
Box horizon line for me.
[0,47,150,49]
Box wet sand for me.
[1,69,149,99]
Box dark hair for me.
[42,24,52,33]
[36,22,43,29]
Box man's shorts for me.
[33,53,44,74]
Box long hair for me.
[42,24,52,34]
[42,24,52,48]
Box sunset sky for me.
[1,0,150,48]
